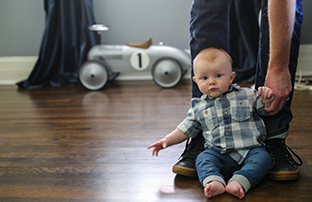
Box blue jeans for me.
[196,147,272,192]
[190,0,303,138]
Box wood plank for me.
[0,81,311,201]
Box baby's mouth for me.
[209,87,218,91]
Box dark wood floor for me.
[0,80,311,202]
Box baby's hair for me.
[196,47,233,65]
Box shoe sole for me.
[172,164,197,177]
[268,168,299,181]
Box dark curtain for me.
[17,0,100,89]
[230,0,261,83]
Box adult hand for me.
[264,67,292,115]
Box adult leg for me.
[230,1,261,83]
[172,0,232,177]
[255,0,303,181]
[190,0,232,98]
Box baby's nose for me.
[208,79,216,85]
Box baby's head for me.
[193,48,236,97]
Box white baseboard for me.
[296,44,312,76]
[0,56,191,85]
[0,56,37,85]
[0,45,311,85]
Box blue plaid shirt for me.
[177,84,268,164]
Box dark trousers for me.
[190,0,303,138]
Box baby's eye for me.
[202,76,208,80]
[216,74,222,78]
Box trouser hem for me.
[202,175,226,188]
[228,174,251,193]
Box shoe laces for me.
[266,139,303,166]
[179,135,205,159]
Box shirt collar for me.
[228,83,241,92]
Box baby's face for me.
[193,51,235,97]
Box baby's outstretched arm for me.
[147,137,169,156]
[258,86,274,109]
[147,128,188,156]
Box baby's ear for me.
[230,71,236,83]
[193,76,197,83]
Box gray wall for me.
[0,0,311,57]
[93,0,191,50]
[0,0,45,56]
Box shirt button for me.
[239,101,243,105]
[223,111,227,115]
[225,132,229,135]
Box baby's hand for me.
[147,138,169,156]
[258,86,274,108]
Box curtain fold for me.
[17,0,100,89]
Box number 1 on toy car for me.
[138,53,142,68]
[130,51,150,71]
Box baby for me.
[148,48,273,199]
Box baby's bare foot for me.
[204,181,225,198]
[226,181,245,199]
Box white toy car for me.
[79,37,191,90]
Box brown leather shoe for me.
[266,139,303,181]
[172,134,205,177]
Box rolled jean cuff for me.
[202,175,226,188]
[228,174,251,193]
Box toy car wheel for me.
[79,60,109,90]
[152,58,183,88]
